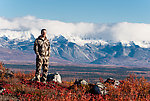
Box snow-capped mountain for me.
[1,16,150,66]
[1,34,150,67]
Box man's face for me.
[42,30,46,37]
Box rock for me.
[92,85,100,94]
[0,86,5,94]
[74,79,88,86]
[114,80,120,86]
[104,77,115,85]
[91,82,107,95]
[104,78,120,88]
[68,79,88,90]
[96,82,107,95]
[0,67,14,78]
[4,68,14,78]
[47,72,62,83]
[91,78,120,95]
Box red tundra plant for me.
[1,62,150,101]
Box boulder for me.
[4,68,14,78]
[104,77,120,88]
[91,82,107,95]
[0,65,14,78]
[104,77,115,85]
[91,78,120,95]
[114,80,120,86]
[0,86,5,94]
[47,72,62,83]
[74,79,88,86]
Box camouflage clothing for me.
[34,35,50,82]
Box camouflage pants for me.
[35,56,49,82]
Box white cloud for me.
[0,16,150,44]
[111,22,150,42]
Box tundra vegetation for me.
[0,62,150,101]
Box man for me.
[33,29,50,83]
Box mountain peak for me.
[52,35,68,44]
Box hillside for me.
[1,63,150,101]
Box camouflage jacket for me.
[34,35,50,57]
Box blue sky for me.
[0,0,150,23]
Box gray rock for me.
[74,79,88,86]
[104,78,120,88]
[0,86,5,94]
[92,78,120,95]
[93,82,107,95]
[47,72,62,83]
[0,68,14,78]
[104,77,115,85]
[114,80,120,86]
[5,69,14,78]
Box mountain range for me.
[0,34,150,67]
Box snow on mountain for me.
[0,30,34,41]
[1,34,150,67]
[1,16,150,66]
[52,34,109,46]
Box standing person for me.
[33,29,50,83]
